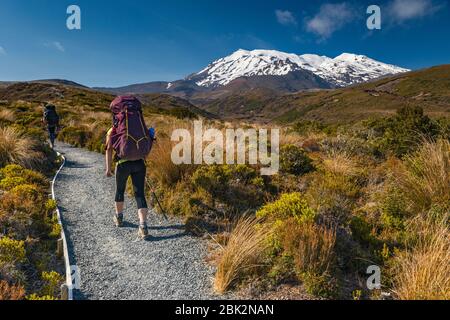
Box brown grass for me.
[0,127,43,168]
[392,217,450,300]
[147,140,194,187]
[0,280,25,300]
[322,150,358,177]
[396,139,450,211]
[282,220,336,276]
[214,216,272,293]
[0,109,15,122]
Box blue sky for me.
[0,0,449,87]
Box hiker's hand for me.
[106,169,114,177]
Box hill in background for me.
[198,65,450,123]
[0,82,211,120]
[1,64,448,125]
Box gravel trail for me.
[54,143,217,300]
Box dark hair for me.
[45,103,56,111]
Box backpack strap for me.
[124,109,148,150]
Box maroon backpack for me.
[109,96,152,161]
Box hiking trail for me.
[54,143,217,300]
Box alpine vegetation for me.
[171,121,280,175]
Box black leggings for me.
[115,160,148,209]
[48,126,57,144]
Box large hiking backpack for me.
[44,105,59,127]
[110,96,152,161]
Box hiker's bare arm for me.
[105,136,114,177]
[106,148,113,177]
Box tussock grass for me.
[322,150,357,177]
[147,122,195,187]
[280,130,303,146]
[282,220,336,276]
[392,217,450,300]
[147,142,193,187]
[0,127,42,168]
[214,216,272,293]
[0,109,15,123]
[396,139,450,211]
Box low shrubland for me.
[2,82,448,301]
[0,102,64,299]
[210,107,449,299]
[48,101,450,299]
[0,163,64,300]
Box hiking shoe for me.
[138,225,150,240]
[113,213,124,227]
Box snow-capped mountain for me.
[99,49,411,99]
[190,49,410,88]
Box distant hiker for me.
[105,96,153,240]
[43,103,60,149]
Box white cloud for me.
[0,46,6,55]
[45,41,65,52]
[305,3,355,39]
[275,10,297,26]
[53,41,65,52]
[387,0,444,22]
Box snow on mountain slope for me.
[192,49,410,88]
[317,53,410,86]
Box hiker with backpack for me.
[42,103,60,149]
[105,96,154,240]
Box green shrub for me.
[267,253,296,283]
[350,215,379,247]
[293,120,327,135]
[191,165,232,198]
[301,272,339,299]
[0,164,24,177]
[49,223,62,239]
[0,237,26,265]
[306,171,361,217]
[0,176,27,191]
[280,145,314,176]
[256,193,316,224]
[191,165,267,213]
[41,271,63,297]
[366,106,440,157]
[380,188,408,231]
[437,117,450,140]
[10,184,42,201]
[192,164,262,191]
[26,294,57,300]
[0,164,47,187]
[45,199,57,213]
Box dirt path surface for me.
[54,143,217,300]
